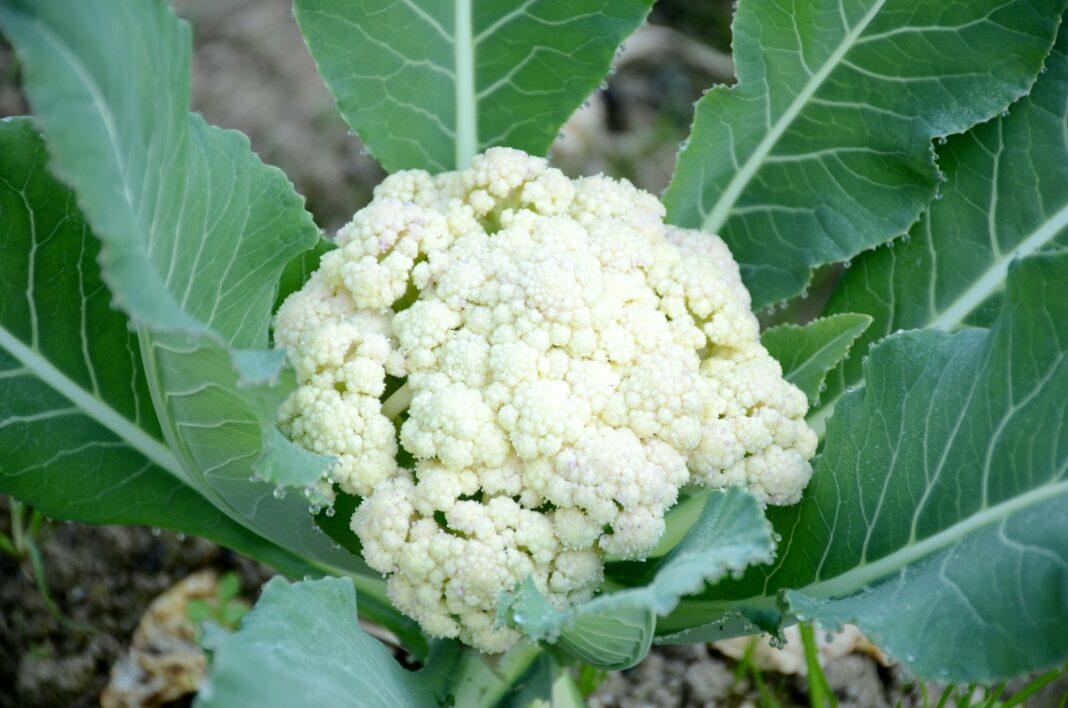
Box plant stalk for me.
[449,641,543,708]
[381,381,412,420]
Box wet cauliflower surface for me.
[273,148,817,653]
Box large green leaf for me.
[664,0,1064,309]
[664,253,1068,682]
[197,577,451,708]
[500,488,774,670]
[293,0,654,172]
[811,28,1068,433]
[0,0,363,573]
[0,117,314,579]
[761,313,871,403]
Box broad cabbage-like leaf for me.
[500,488,773,670]
[0,0,362,573]
[811,26,1068,433]
[761,314,871,403]
[293,0,654,172]
[664,0,1064,308]
[0,118,315,579]
[197,577,453,708]
[663,252,1068,682]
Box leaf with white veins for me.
[762,313,872,403]
[664,0,1064,309]
[0,118,317,579]
[293,0,654,172]
[0,0,366,573]
[812,26,1068,433]
[661,252,1068,682]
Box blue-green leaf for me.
[0,0,364,573]
[812,26,1068,433]
[664,0,1064,308]
[500,488,774,670]
[664,253,1068,682]
[762,313,872,403]
[0,117,316,579]
[197,577,449,708]
[293,0,654,172]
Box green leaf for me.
[664,0,1064,309]
[0,117,318,580]
[665,252,1068,682]
[293,0,654,172]
[500,488,774,670]
[0,0,365,573]
[275,236,334,314]
[447,643,545,708]
[812,26,1068,433]
[196,577,448,708]
[761,314,872,403]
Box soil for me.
[0,502,273,707]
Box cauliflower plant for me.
[274,148,817,653]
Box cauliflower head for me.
[274,148,817,653]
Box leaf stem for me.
[449,641,543,707]
[381,381,412,420]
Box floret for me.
[273,147,817,652]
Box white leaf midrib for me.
[0,324,188,484]
[676,476,1068,617]
[810,201,1068,433]
[454,0,477,169]
[799,477,1068,600]
[700,0,888,234]
[927,201,1068,330]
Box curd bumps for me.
[274,148,817,652]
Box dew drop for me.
[326,506,336,518]
[303,574,314,582]
[273,487,286,500]
[176,533,187,542]
[150,527,162,537]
